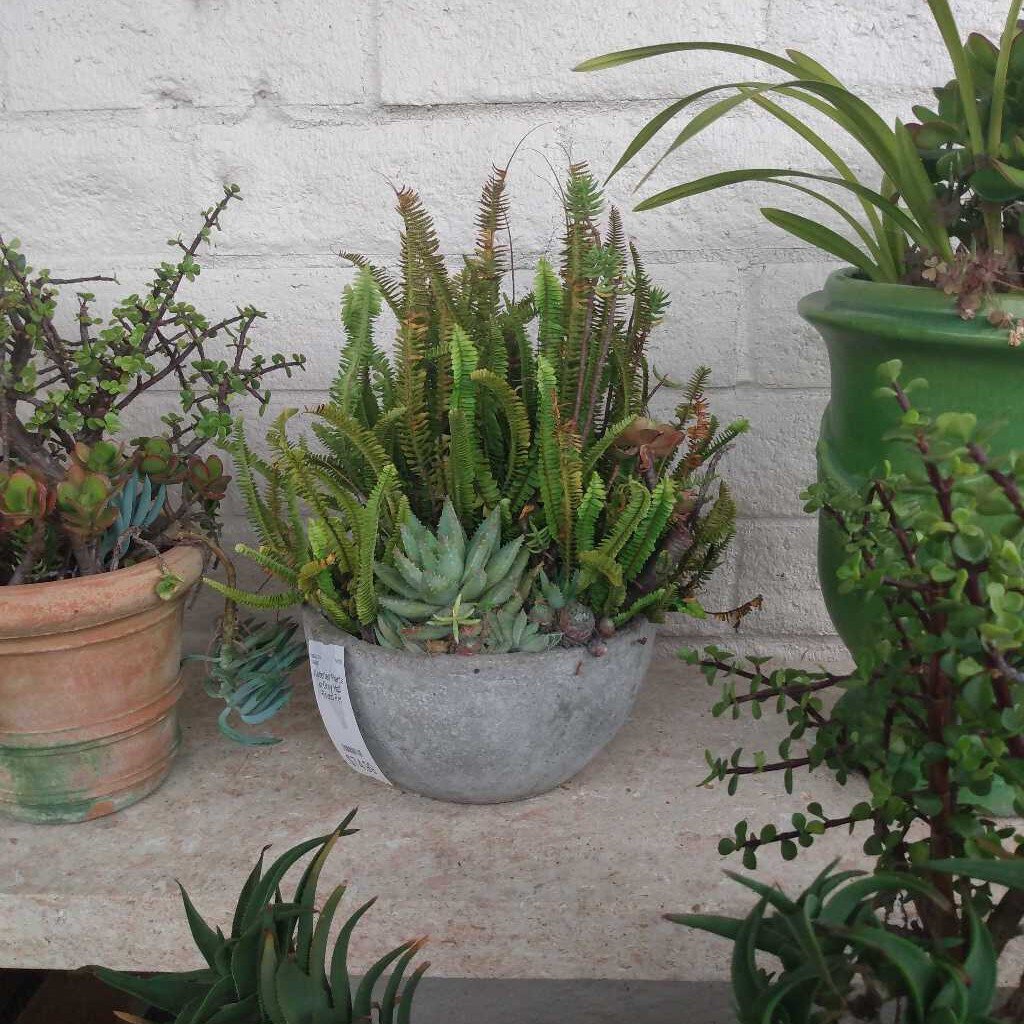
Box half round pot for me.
[303,608,658,804]
[0,545,203,824]
[799,268,1024,653]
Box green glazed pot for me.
[799,268,1024,655]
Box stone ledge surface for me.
[0,647,891,980]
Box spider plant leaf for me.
[760,208,882,281]
[636,168,928,246]
[573,41,803,75]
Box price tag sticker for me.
[308,639,391,786]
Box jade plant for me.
[93,810,428,1024]
[577,0,1024,324]
[0,186,304,585]
[209,163,747,672]
[687,365,1024,1019]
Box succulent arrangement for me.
[577,0,1024,325]
[93,810,428,1024]
[687,366,1024,1020]
[210,163,747,676]
[0,186,304,585]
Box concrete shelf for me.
[1,645,870,979]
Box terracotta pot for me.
[0,545,203,824]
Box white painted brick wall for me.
[0,0,998,657]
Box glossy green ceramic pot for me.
[799,268,1024,654]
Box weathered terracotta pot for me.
[0,545,203,824]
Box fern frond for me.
[230,420,284,549]
[619,477,676,582]
[233,543,301,585]
[339,253,403,317]
[594,479,651,564]
[535,355,583,562]
[469,368,531,494]
[310,404,392,480]
[613,587,668,627]
[533,260,563,365]
[581,414,635,480]
[354,464,398,624]
[331,267,384,422]
[204,579,303,610]
[575,473,606,555]
[473,165,511,279]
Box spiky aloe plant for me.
[372,500,558,654]
[92,811,428,1024]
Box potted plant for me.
[681,368,1024,1020]
[212,163,749,802]
[0,186,304,824]
[92,810,428,1024]
[577,0,1024,652]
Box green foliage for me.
[92,811,428,1024]
[373,501,550,654]
[187,619,307,745]
[686,364,1024,1016]
[223,164,746,654]
[671,864,1004,1024]
[0,187,304,584]
[577,3,1024,320]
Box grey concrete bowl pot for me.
[303,607,658,804]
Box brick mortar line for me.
[0,84,931,127]
[18,248,841,272]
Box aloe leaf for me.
[732,898,770,1018]
[757,963,822,1024]
[378,940,426,1024]
[240,830,340,935]
[665,912,790,959]
[329,897,379,1022]
[174,883,224,969]
[206,995,261,1023]
[926,856,1024,890]
[89,967,216,1015]
[963,902,997,1016]
[275,957,330,1023]
[819,872,945,926]
[258,931,287,1024]
[352,941,417,1020]
[293,828,344,972]
[843,925,935,1020]
[308,884,347,992]
[723,871,798,914]
[395,962,430,1024]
